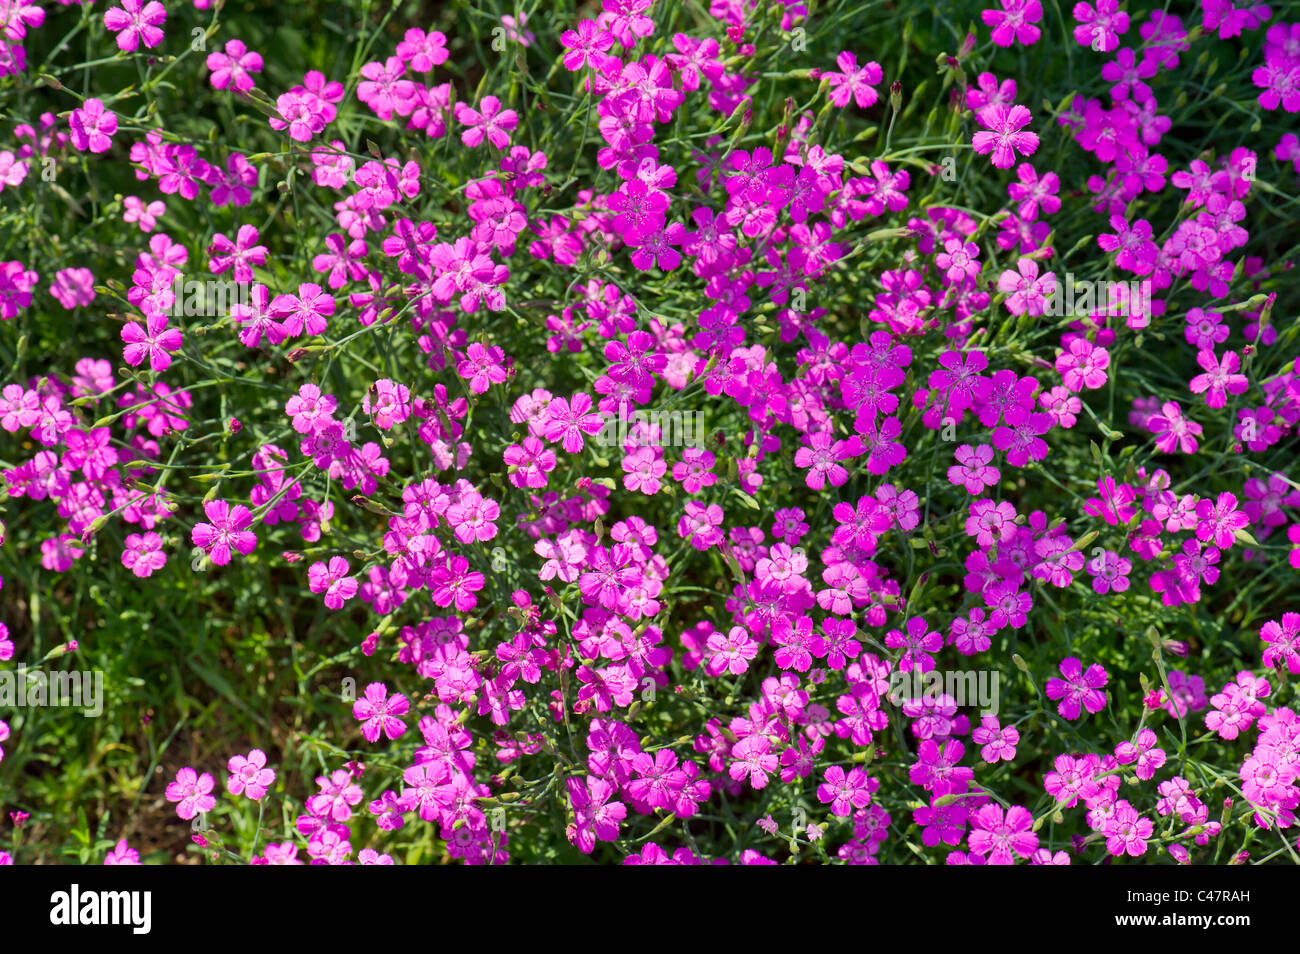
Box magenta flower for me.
[1261,613,1300,674]
[308,556,358,609]
[542,392,604,453]
[1072,0,1128,52]
[396,27,449,72]
[705,625,758,676]
[1044,657,1109,719]
[50,267,96,309]
[122,531,166,578]
[817,765,874,816]
[972,104,1039,169]
[1195,492,1249,549]
[678,501,725,551]
[560,19,614,72]
[566,777,626,853]
[1147,400,1202,454]
[997,256,1055,315]
[103,0,166,52]
[227,749,276,800]
[208,224,268,283]
[363,379,412,429]
[822,51,884,108]
[352,682,410,742]
[69,99,117,154]
[966,498,1018,547]
[982,0,1043,47]
[457,342,509,393]
[270,91,328,141]
[948,444,1001,494]
[968,803,1038,863]
[121,313,182,372]
[794,430,861,490]
[885,616,943,673]
[271,282,335,337]
[123,195,165,232]
[104,840,141,865]
[1188,349,1249,409]
[729,735,779,789]
[446,490,500,544]
[1056,338,1109,391]
[1102,799,1153,857]
[190,499,258,566]
[165,767,216,820]
[206,39,263,93]
[455,96,518,150]
[1114,730,1166,780]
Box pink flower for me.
[678,501,725,551]
[272,282,335,337]
[1261,613,1300,674]
[794,430,861,490]
[396,28,449,72]
[455,96,518,150]
[457,342,509,394]
[1044,657,1109,719]
[208,224,268,283]
[1056,338,1110,391]
[49,267,95,309]
[729,736,779,789]
[1195,492,1249,549]
[123,195,165,232]
[997,256,1055,315]
[446,490,500,544]
[1072,0,1128,52]
[190,499,258,566]
[822,51,884,108]
[227,749,276,800]
[1188,349,1249,409]
[165,767,216,820]
[122,531,167,578]
[817,765,875,816]
[972,715,1019,763]
[948,444,1001,494]
[982,0,1043,47]
[1147,400,1202,454]
[206,39,263,93]
[885,616,943,673]
[966,498,1018,547]
[542,392,605,453]
[972,104,1039,169]
[1102,799,1153,857]
[121,313,182,372]
[104,840,140,865]
[69,99,117,154]
[103,0,166,52]
[1114,729,1166,780]
[705,625,757,676]
[968,803,1038,863]
[352,682,410,742]
[308,556,358,609]
[560,20,614,72]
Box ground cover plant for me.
[0,0,1299,866]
